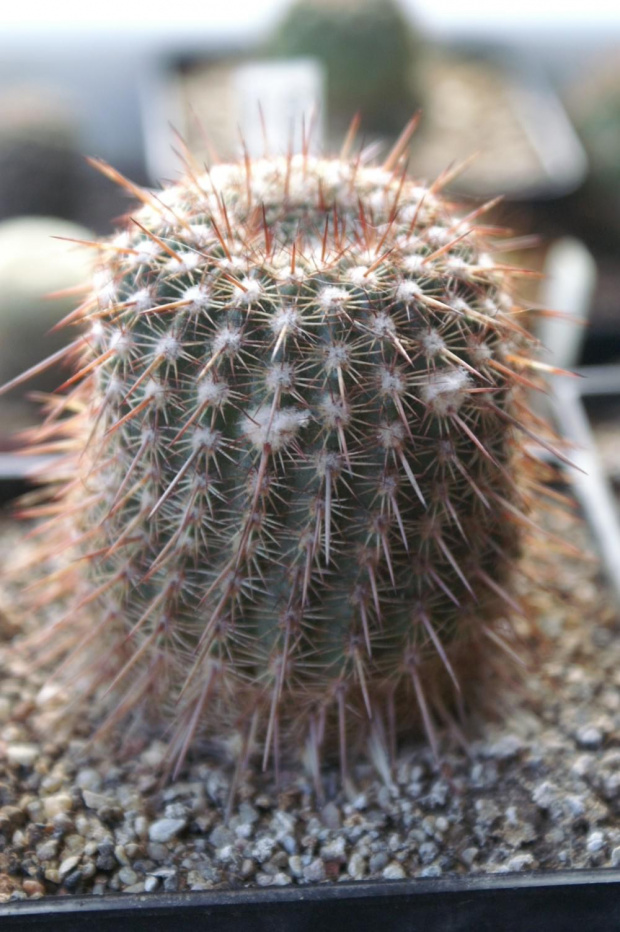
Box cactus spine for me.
[7,124,553,781]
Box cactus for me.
[267,0,422,140]
[4,122,560,783]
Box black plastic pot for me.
[1,871,620,931]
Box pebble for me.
[82,790,115,812]
[321,837,346,861]
[148,818,187,844]
[118,867,138,886]
[460,847,478,867]
[59,856,81,878]
[22,880,45,897]
[7,744,39,767]
[532,781,560,811]
[347,852,366,880]
[302,858,326,883]
[75,769,103,792]
[369,851,388,873]
[252,836,276,863]
[0,806,24,830]
[576,726,603,750]
[36,839,59,861]
[505,854,536,872]
[383,862,406,880]
[114,845,130,866]
[483,735,524,760]
[586,831,606,854]
[42,794,73,819]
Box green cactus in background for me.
[4,123,557,783]
[267,0,422,139]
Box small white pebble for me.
[587,830,606,854]
[118,867,138,886]
[532,781,560,810]
[82,790,114,810]
[59,855,81,878]
[303,858,326,883]
[505,854,536,872]
[347,852,366,880]
[7,744,39,767]
[383,862,406,880]
[576,725,603,750]
[461,847,479,867]
[148,818,187,844]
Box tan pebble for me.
[0,697,11,722]
[23,880,45,897]
[0,805,24,828]
[42,794,73,819]
[62,835,86,855]
[115,844,130,866]
[40,773,64,792]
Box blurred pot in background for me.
[0,88,85,223]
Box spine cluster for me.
[6,127,559,782]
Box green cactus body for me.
[11,143,543,779]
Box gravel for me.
[0,506,619,902]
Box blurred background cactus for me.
[266,0,422,140]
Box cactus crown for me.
[6,125,554,784]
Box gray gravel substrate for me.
[0,507,619,901]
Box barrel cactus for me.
[267,0,422,140]
[4,124,556,782]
